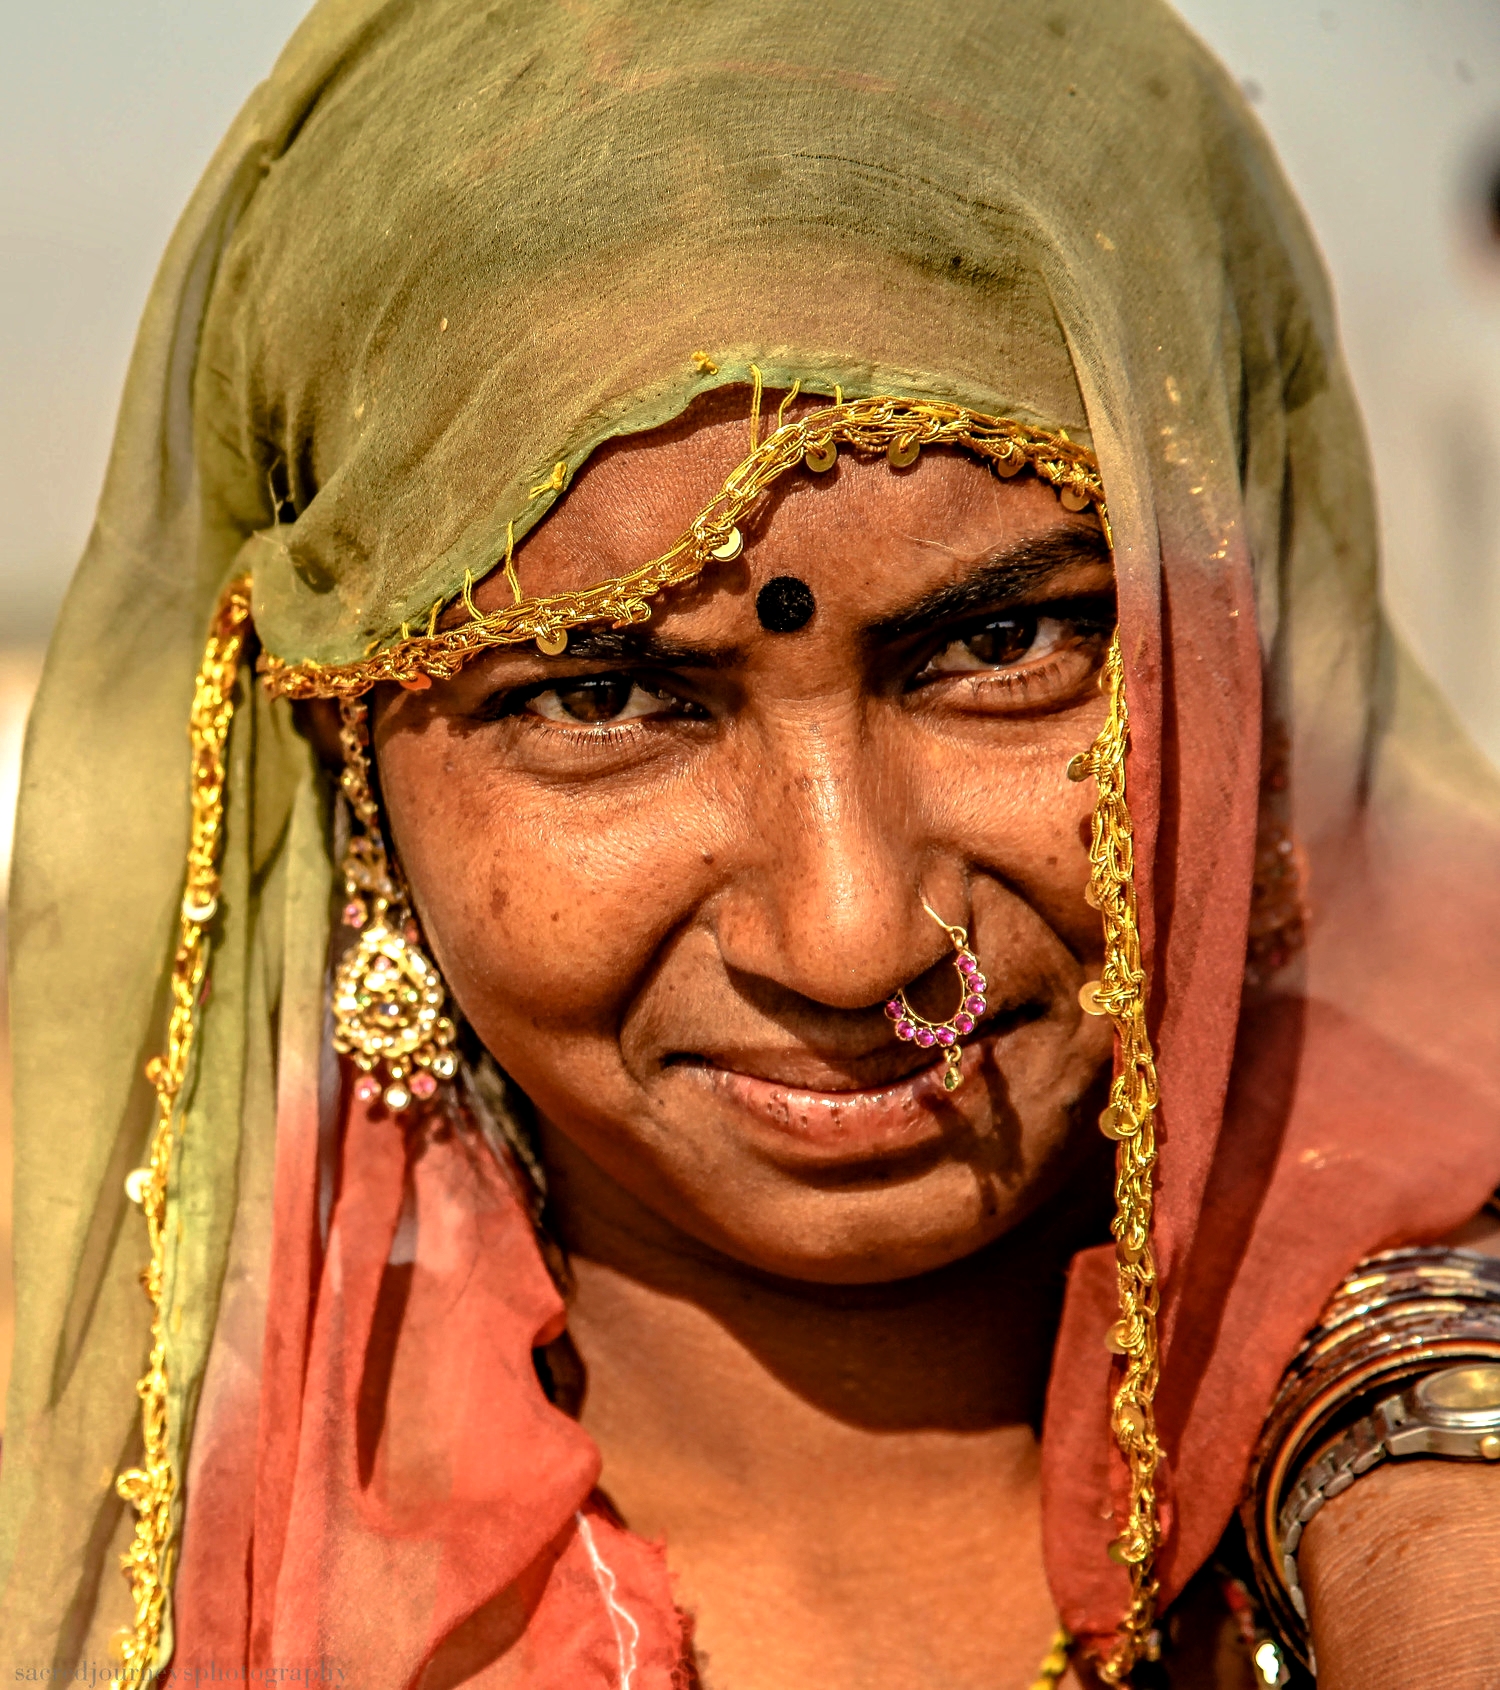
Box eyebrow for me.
[547,523,1112,668]
[548,624,743,667]
[864,525,1114,646]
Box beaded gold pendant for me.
[332,919,457,1111]
[334,698,458,1112]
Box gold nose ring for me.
[883,903,987,1092]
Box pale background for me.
[2,0,1499,1413]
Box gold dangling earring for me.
[332,696,458,1112]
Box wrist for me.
[1301,1458,1500,1689]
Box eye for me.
[922,610,1067,675]
[525,676,682,725]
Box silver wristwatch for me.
[1277,1362,1500,1629]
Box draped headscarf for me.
[7,0,1500,1678]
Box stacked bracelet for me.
[1242,1246,1500,1672]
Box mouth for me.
[664,1001,1043,1171]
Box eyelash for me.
[908,603,1114,696]
[476,676,704,738]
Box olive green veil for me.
[7,0,1500,1671]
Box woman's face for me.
[373,399,1116,1284]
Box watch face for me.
[1415,1363,1500,1425]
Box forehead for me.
[469,399,1103,632]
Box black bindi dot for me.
[755,575,816,634]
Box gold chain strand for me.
[113,577,253,1680]
[1029,1626,1074,1689]
[1083,632,1165,1683]
[258,396,1107,701]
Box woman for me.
[4,1,1500,1684]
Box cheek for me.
[378,725,727,1047]
[910,720,1104,956]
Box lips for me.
[662,986,1047,1169]
[686,1054,971,1168]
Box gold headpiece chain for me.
[258,395,1107,701]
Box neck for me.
[537,1123,1109,1690]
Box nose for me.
[709,704,958,1011]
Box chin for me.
[686,1175,1037,1286]
[609,1099,1098,1286]
[522,1025,1112,1285]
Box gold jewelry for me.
[1074,632,1165,1684]
[257,395,1107,701]
[114,576,253,1678]
[332,697,457,1110]
[885,902,986,1092]
[1029,1626,1074,1689]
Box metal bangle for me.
[1241,1245,1500,1671]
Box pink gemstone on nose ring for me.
[889,903,983,1092]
